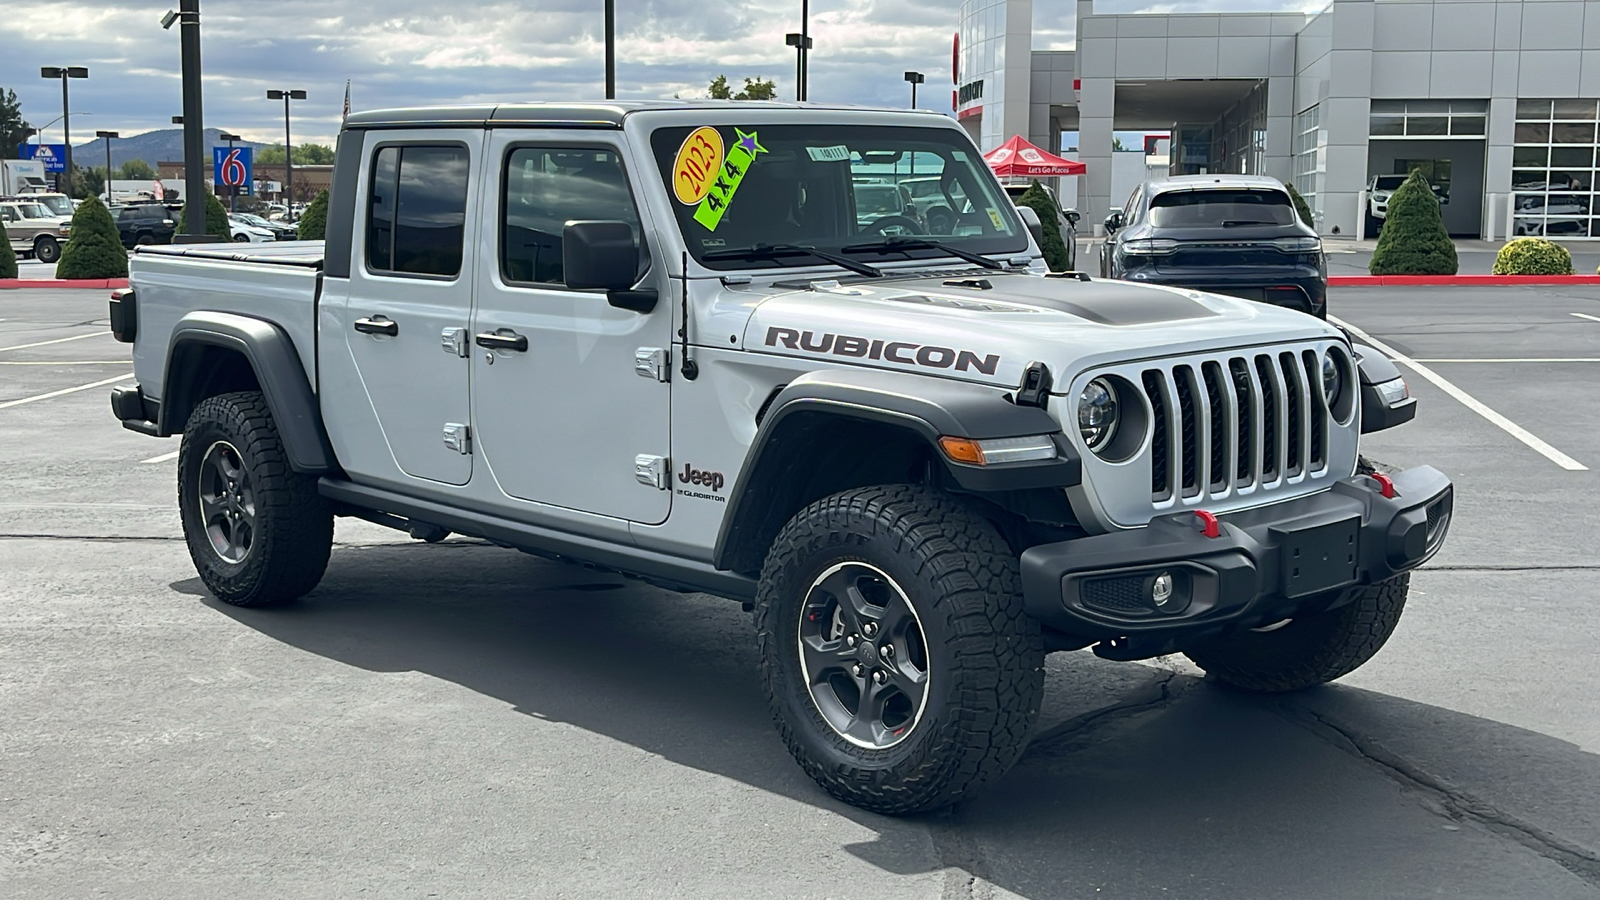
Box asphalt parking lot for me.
[2,285,1598,898]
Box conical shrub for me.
[54,195,128,280]
[295,190,329,240]
[1369,170,1457,275]
[1016,180,1072,272]
[179,191,232,242]
[0,228,17,279]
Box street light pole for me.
[96,130,119,202]
[40,66,88,196]
[163,1,207,239]
[904,71,925,109]
[267,89,307,220]
[785,33,813,101]
[604,0,615,99]
[801,0,810,101]
[220,132,241,213]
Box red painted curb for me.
[0,279,128,290]
[1330,274,1600,287]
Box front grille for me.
[1142,349,1329,504]
[1081,575,1152,615]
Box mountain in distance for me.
[68,128,264,170]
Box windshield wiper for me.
[701,243,882,278]
[840,237,1004,270]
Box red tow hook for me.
[1194,510,1222,539]
[1366,472,1399,499]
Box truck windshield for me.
[31,195,73,217]
[650,124,1027,270]
[14,203,53,220]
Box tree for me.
[54,196,128,280]
[255,143,335,166]
[119,159,157,181]
[1369,169,1458,275]
[179,191,231,242]
[296,189,329,240]
[1015,179,1073,273]
[75,166,107,201]
[1112,137,1127,152]
[1285,183,1314,228]
[1,87,29,160]
[0,225,17,278]
[707,76,778,101]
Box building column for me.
[1077,77,1116,233]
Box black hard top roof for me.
[343,101,951,129]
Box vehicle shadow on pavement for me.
[200,541,1600,899]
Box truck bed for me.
[128,241,327,404]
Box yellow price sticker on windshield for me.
[673,126,725,205]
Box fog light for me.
[1150,572,1174,608]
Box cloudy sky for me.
[3,0,1313,149]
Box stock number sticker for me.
[673,126,726,205]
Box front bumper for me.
[1020,466,1452,656]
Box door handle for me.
[353,315,398,336]
[475,328,528,352]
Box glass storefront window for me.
[1512,99,1600,238]
[1369,99,1486,139]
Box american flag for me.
[342,81,351,123]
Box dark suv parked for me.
[1099,175,1326,317]
[115,204,180,248]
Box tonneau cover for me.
[134,240,325,269]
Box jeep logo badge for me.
[678,463,725,492]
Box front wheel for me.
[1183,574,1410,692]
[33,236,61,264]
[178,391,333,606]
[756,485,1044,815]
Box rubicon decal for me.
[765,327,1000,375]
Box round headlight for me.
[1321,351,1343,407]
[1078,378,1119,451]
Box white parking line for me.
[0,360,131,365]
[141,449,180,464]
[1413,358,1600,363]
[0,332,110,353]
[1331,316,1588,472]
[1572,312,1600,324]
[0,373,133,411]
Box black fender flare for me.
[161,310,335,473]
[712,367,1080,573]
[1352,341,1418,434]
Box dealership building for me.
[956,0,1600,239]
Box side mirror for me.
[562,220,657,312]
[1064,208,1081,227]
[1103,210,1123,233]
[1014,204,1046,249]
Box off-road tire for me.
[755,485,1044,815]
[33,236,60,264]
[1183,573,1410,692]
[178,391,333,607]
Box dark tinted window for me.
[366,144,469,277]
[1147,189,1295,227]
[501,147,639,285]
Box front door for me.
[470,133,674,524]
[339,133,481,486]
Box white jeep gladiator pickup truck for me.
[108,102,1450,814]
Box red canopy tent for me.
[983,135,1086,178]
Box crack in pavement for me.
[1278,702,1600,889]
[1025,669,1192,758]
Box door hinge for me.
[443,423,472,455]
[634,454,669,489]
[635,347,669,382]
[441,327,468,358]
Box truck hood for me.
[736,270,1341,389]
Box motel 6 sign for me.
[213,146,254,196]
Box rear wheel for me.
[756,485,1044,815]
[33,236,60,264]
[135,233,155,246]
[178,391,333,607]
[232,233,251,243]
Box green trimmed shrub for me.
[1015,180,1072,272]
[1286,183,1314,228]
[54,196,128,280]
[1369,170,1457,275]
[0,229,16,279]
[295,190,329,241]
[179,191,232,242]
[1492,237,1572,275]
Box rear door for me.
[334,132,482,486]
